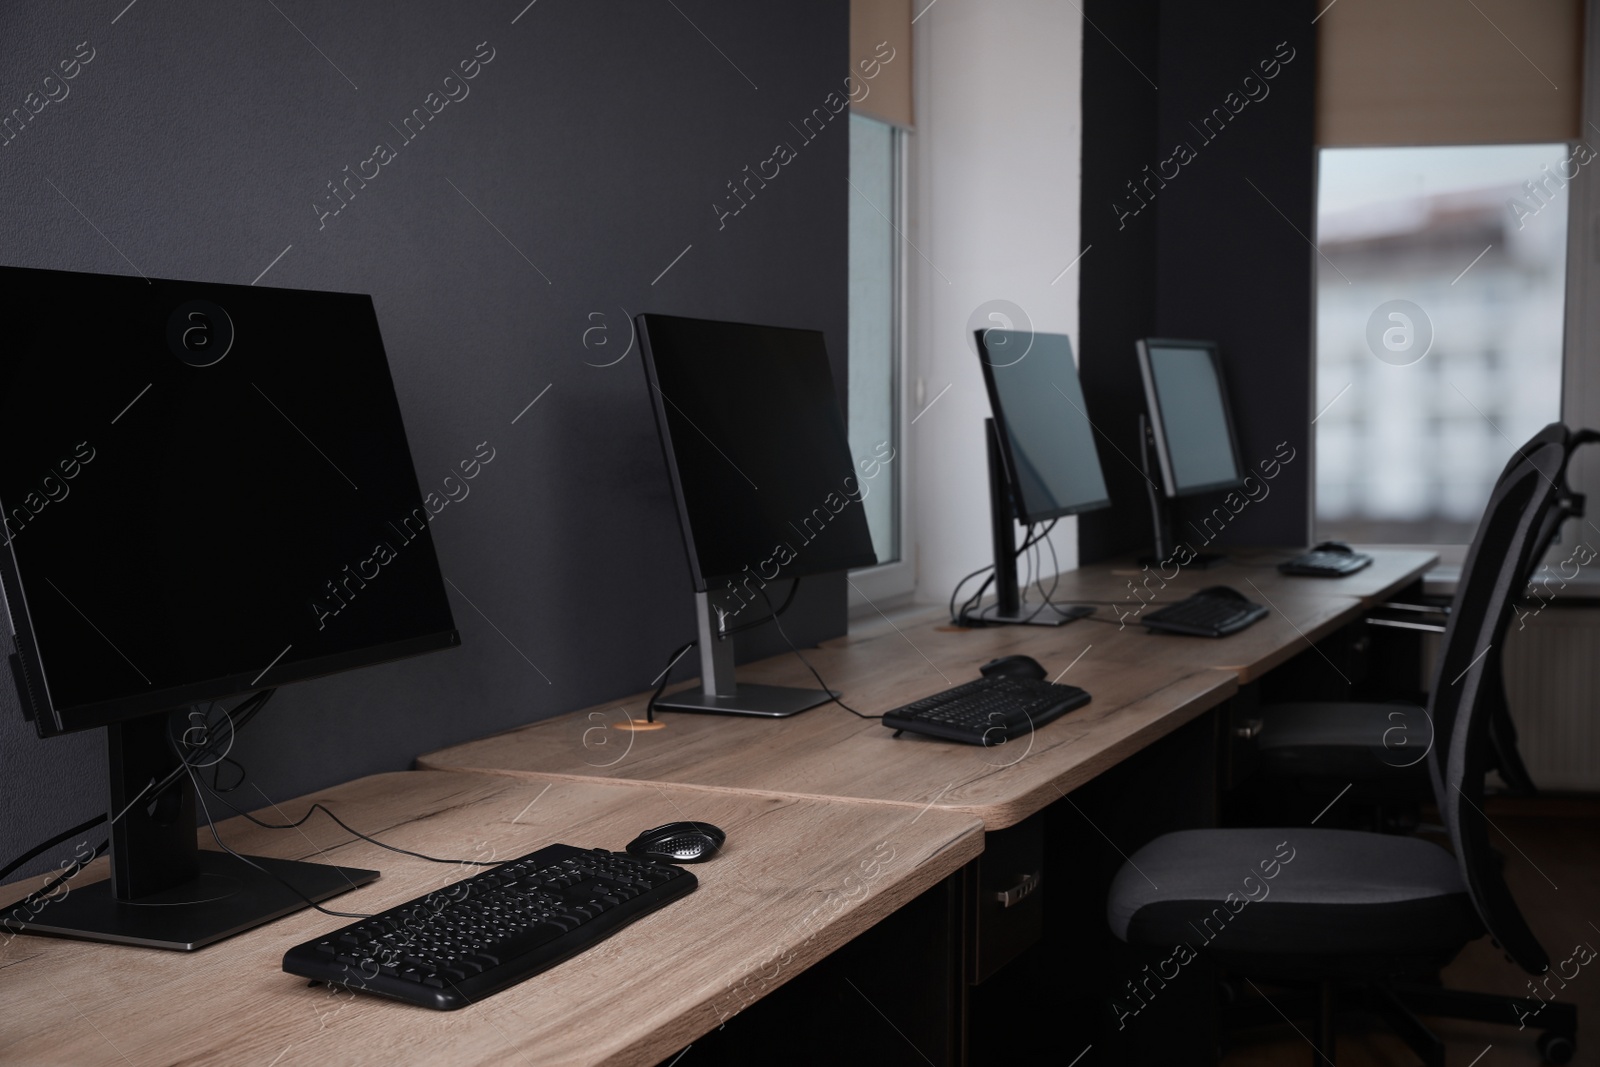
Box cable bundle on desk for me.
[949,519,1079,626]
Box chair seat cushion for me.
[1107,828,1480,958]
[1256,702,1433,781]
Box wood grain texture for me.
[421,610,1238,828]
[420,552,1435,823]
[1012,548,1438,683]
[1025,548,1438,618]
[0,770,980,1067]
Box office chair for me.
[1106,438,1579,1065]
[1253,423,1598,807]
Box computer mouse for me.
[1313,540,1354,555]
[625,821,726,864]
[979,654,1048,681]
[1198,585,1251,602]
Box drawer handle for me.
[994,871,1041,908]
[1235,718,1263,740]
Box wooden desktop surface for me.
[0,770,981,1067]
[1046,548,1436,615]
[1057,549,1438,683]
[419,551,1435,827]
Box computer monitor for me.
[0,265,459,949]
[973,328,1110,626]
[637,313,876,717]
[1134,338,1245,566]
[1135,338,1245,498]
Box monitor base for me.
[9,851,377,951]
[981,603,1094,627]
[1139,552,1227,570]
[653,683,837,718]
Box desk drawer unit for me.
[968,811,1045,984]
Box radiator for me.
[1500,606,1600,793]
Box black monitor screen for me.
[976,329,1110,523]
[1137,339,1245,497]
[0,267,458,736]
[637,314,877,590]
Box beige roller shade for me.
[851,0,913,128]
[1317,0,1582,146]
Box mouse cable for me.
[1028,522,1078,622]
[0,689,274,889]
[947,564,994,624]
[950,521,1059,626]
[174,734,500,870]
[1005,522,1062,626]
[183,761,373,920]
[644,639,698,724]
[954,573,996,627]
[642,578,803,723]
[718,576,800,638]
[757,586,879,720]
[1014,520,1071,622]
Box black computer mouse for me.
[1198,585,1251,602]
[979,654,1048,681]
[1313,540,1354,555]
[625,821,726,864]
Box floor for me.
[1221,797,1600,1067]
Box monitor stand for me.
[7,713,375,951]
[651,592,837,717]
[1137,414,1225,570]
[976,419,1092,627]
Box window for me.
[847,111,911,601]
[1314,145,1569,547]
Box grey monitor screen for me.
[975,329,1111,523]
[1137,339,1244,497]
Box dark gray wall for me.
[1079,0,1316,561]
[0,1,850,877]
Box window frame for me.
[848,118,915,611]
[1555,10,1600,567]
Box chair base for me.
[1222,977,1578,1066]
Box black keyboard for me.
[1142,590,1268,637]
[283,843,696,1010]
[1279,549,1373,577]
[881,675,1090,745]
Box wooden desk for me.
[419,550,1435,822]
[410,549,1439,1061]
[1040,548,1438,683]
[0,770,981,1067]
[1056,547,1437,613]
[421,618,1235,829]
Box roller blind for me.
[1318,0,1582,146]
[851,0,912,128]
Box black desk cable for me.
[643,577,802,723]
[4,688,504,925]
[757,585,877,720]
[0,689,275,914]
[951,520,1086,626]
[643,579,879,722]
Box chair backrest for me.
[1429,438,1566,973]
[1477,423,1576,794]
[1500,423,1571,583]
[1494,423,1600,589]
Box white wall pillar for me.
[908,0,1085,605]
